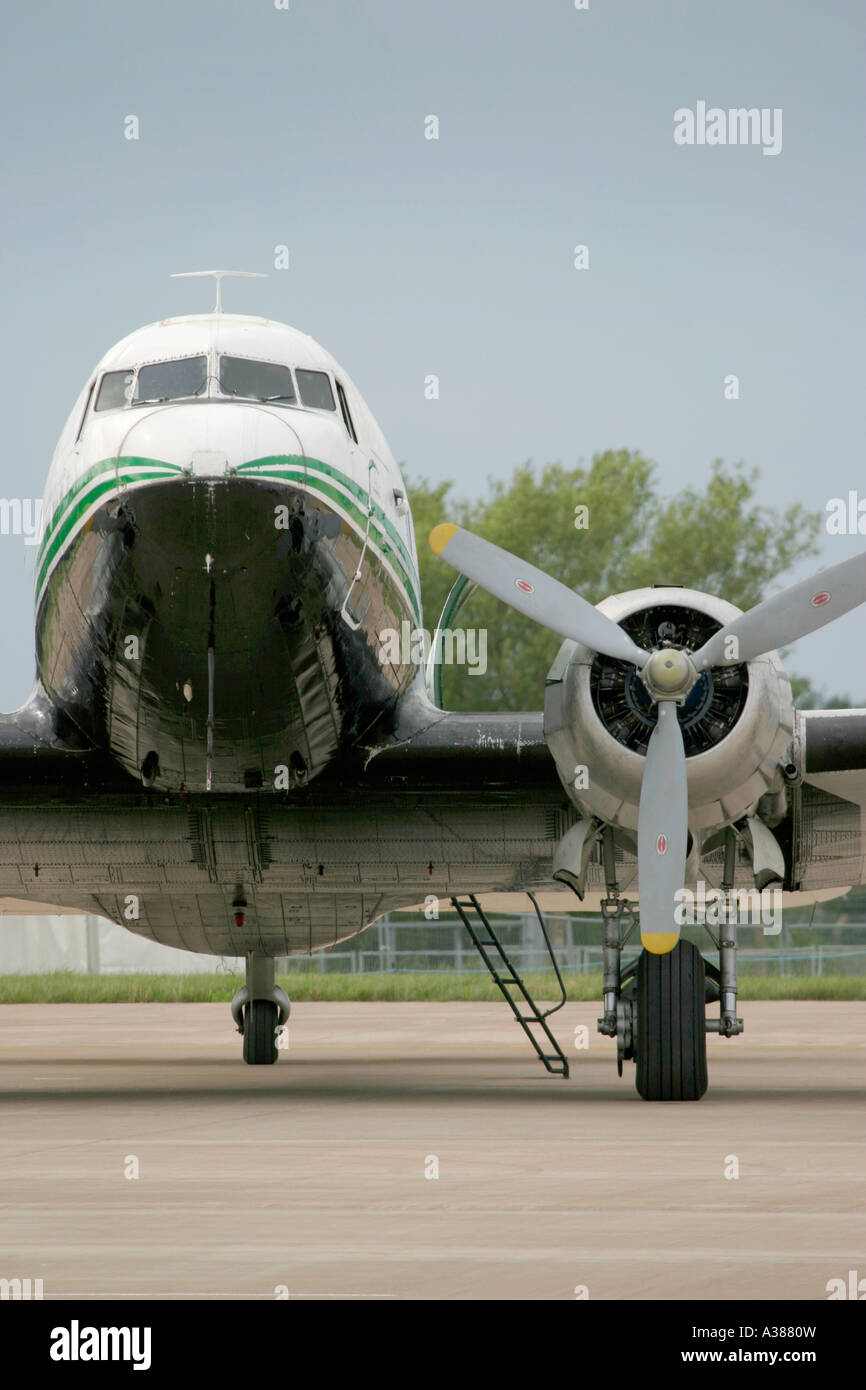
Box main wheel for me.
[243,998,279,1065]
[635,939,708,1101]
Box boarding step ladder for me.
[450,892,570,1078]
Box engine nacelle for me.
[543,586,794,836]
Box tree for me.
[407,452,827,710]
[790,678,863,710]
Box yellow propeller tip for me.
[640,932,680,956]
[429,523,459,556]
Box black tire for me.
[635,940,708,1101]
[243,999,279,1065]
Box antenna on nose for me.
[170,269,268,313]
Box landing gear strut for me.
[595,896,639,1077]
[231,953,291,1065]
[596,829,640,1078]
[703,828,745,1040]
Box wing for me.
[4,688,864,951]
[0,693,572,953]
[360,707,562,791]
[0,683,126,788]
[0,682,134,914]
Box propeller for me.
[429,523,866,955]
[691,548,866,669]
[428,524,648,668]
[637,702,688,954]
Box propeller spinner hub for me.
[641,647,697,702]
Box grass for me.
[0,971,864,1003]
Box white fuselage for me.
[35,313,423,790]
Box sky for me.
[0,0,863,709]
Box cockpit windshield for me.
[134,356,208,404]
[295,369,336,411]
[219,356,296,403]
[91,354,339,418]
[95,370,135,411]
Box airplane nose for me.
[115,401,305,476]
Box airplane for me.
[2,269,865,1101]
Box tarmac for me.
[0,1000,864,1300]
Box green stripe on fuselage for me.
[36,456,422,623]
[37,458,185,595]
[235,455,416,581]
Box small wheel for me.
[635,940,708,1101]
[616,995,635,1078]
[243,999,279,1065]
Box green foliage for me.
[790,675,862,710]
[408,453,823,710]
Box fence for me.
[1,911,865,977]
[278,913,866,978]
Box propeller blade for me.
[429,524,648,668]
[638,701,688,954]
[693,549,866,670]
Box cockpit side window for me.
[335,381,358,443]
[135,356,208,404]
[75,379,96,440]
[296,369,336,411]
[220,356,296,403]
[95,369,135,412]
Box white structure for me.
[0,915,241,974]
